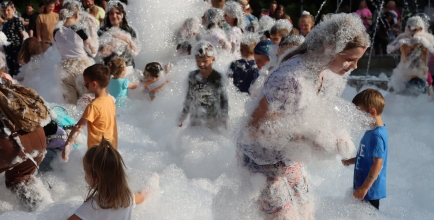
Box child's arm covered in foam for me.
[61,118,87,162]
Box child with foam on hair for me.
[175,17,201,51]
[107,57,138,107]
[202,8,231,51]
[179,41,228,129]
[227,33,259,94]
[254,39,272,70]
[298,11,314,37]
[223,1,244,56]
[62,64,118,162]
[68,137,159,220]
[269,19,292,45]
[342,88,388,210]
[387,15,434,96]
[143,62,168,101]
[277,34,305,57]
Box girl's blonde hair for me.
[18,37,43,64]
[107,57,126,78]
[83,137,133,209]
[299,11,315,25]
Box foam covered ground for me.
[0,0,433,219]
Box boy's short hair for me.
[352,88,385,115]
[240,33,259,55]
[83,64,111,88]
[107,57,125,78]
[193,41,216,58]
[88,5,99,14]
[240,43,256,55]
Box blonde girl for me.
[298,11,314,37]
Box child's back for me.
[83,95,118,149]
[228,59,259,93]
[74,194,134,220]
[108,77,130,106]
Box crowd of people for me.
[1,0,433,219]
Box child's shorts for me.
[243,155,309,215]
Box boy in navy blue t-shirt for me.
[227,35,259,94]
[342,88,388,210]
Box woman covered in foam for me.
[236,13,372,219]
[387,15,434,95]
[98,0,140,75]
[53,0,98,104]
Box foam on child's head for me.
[183,17,200,33]
[105,0,127,14]
[406,16,426,32]
[279,34,305,48]
[204,8,224,28]
[193,41,216,57]
[223,1,245,29]
[270,19,293,36]
[241,33,260,47]
[259,15,275,32]
[144,62,163,78]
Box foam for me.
[0,2,433,220]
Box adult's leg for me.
[4,45,22,76]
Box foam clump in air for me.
[175,17,201,45]
[223,1,245,30]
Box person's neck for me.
[27,11,33,15]
[374,115,384,127]
[200,68,213,78]
[112,23,120,28]
[243,54,255,60]
[64,18,75,27]
[94,88,108,98]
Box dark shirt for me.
[98,25,137,67]
[181,69,229,121]
[2,17,24,47]
[228,59,259,94]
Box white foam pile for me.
[0,1,433,219]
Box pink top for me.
[428,70,433,86]
[356,8,372,28]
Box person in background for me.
[211,0,225,9]
[53,0,63,13]
[386,1,401,24]
[356,0,372,30]
[1,1,28,77]
[88,5,100,26]
[82,0,105,26]
[100,0,108,10]
[36,0,59,52]
[274,5,291,23]
[21,4,34,34]
[238,0,258,31]
[298,11,314,37]
[265,0,277,18]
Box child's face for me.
[254,54,270,69]
[2,6,15,19]
[299,18,313,35]
[270,34,282,45]
[84,76,97,93]
[330,47,366,75]
[408,27,422,36]
[224,14,235,26]
[108,8,123,27]
[195,55,215,74]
